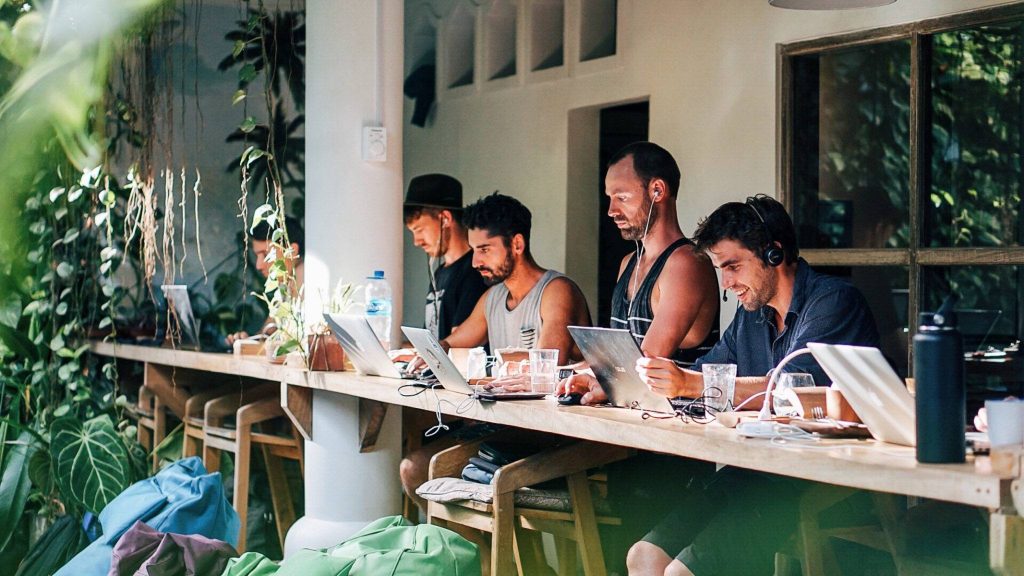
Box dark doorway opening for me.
[597,101,649,327]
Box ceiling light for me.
[770,0,896,9]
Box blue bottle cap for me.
[370,270,385,279]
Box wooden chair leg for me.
[181,427,200,458]
[262,444,296,549]
[203,439,221,474]
[567,471,606,576]
[233,425,252,553]
[152,397,166,472]
[513,525,551,576]
[555,536,577,576]
[137,420,152,452]
[492,491,518,576]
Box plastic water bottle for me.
[364,270,392,350]
[914,295,965,464]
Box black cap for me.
[404,174,462,210]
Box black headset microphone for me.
[746,197,785,267]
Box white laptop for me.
[401,326,545,400]
[160,285,200,349]
[568,326,674,413]
[323,313,404,379]
[807,342,916,447]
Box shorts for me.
[643,470,804,575]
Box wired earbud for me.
[723,289,728,302]
[628,197,658,321]
[746,197,784,267]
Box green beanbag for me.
[220,516,480,576]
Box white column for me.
[286,0,404,555]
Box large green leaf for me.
[50,415,130,514]
[0,293,20,329]
[14,515,88,576]
[0,432,35,553]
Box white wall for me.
[401,0,1010,329]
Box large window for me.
[781,4,1024,410]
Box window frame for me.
[778,2,1024,369]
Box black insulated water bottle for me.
[914,295,966,464]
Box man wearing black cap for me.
[404,174,487,340]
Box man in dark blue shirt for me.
[567,196,881,575]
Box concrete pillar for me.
[286,0,404,555]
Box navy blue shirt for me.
[693,259,880,386]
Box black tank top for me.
[610,237,719,367]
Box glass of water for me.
[701,364,737,412]
[772,372,815,417]
[529,349,559,394]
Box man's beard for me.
[619,197,653,241]
[478,253,515,286]
[740,268,777,312]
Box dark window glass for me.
[925,24,1024,247]
[922,265,1024,415]
[815,266,910,376]
[791,41,911,249]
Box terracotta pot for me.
[307,333,346,371]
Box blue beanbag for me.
[56,457,239,576]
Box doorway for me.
[596,102,649,326]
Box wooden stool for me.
[798,488,985,575]
[426,437,630,576]
[125,384,167,473]
[181,383,243,459]
[203,384,305,552]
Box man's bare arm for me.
[642,248,718,357]
[537,277,590,364]
[440,287,491,349]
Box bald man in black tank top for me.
[560,142,720,404]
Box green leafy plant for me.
[50,415,132,515]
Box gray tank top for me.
[485,270,564,350]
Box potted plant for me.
[307,279,362,371]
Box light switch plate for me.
[362,126,387,162]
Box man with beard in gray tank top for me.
[399,192,591,516]
[435,192,591,361]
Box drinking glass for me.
[701,364,737,412]
[773,373,815,417]
[529,349,559,394]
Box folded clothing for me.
[460,464,494,485]
[467,457,500,475]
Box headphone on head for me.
[746,197,784,267]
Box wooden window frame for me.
[778,1,1024,367]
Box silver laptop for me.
[323,313,404,378]
[807,342,916,447]
[401,326,545,400]
[568,326,673,413]
[160,285,199,349]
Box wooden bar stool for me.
[125,384,167,473]
[202,383,305,552]
[426,437,631,576]
[181,382,244,459]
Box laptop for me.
[807,342,916,447]
[568,326,673,413]
[401,326,546,400]
[323,313,405,379]
[160,285,200,349]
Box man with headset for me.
[563,196,879,575]
[404,174,487,340]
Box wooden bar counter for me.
[91,341,1024,573]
